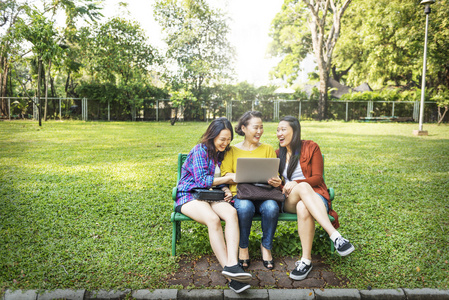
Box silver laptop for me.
[234,158,280,183]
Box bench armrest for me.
[172,187,177,201]
[328,187,335,201]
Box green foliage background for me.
[0,121,448,291]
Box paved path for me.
[166,254,347,289]
[3,288,449,300]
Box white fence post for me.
[33,97,38,120]
[227,101,232,121]
[273,100,280,121]
[346,102,349,122]
[413,101,419,121]
[367,101,373,117]
[81,97,88,121]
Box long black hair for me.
[200,117,233,163]
[278,116,302,181]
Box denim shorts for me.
[281,192,329,213]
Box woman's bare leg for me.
[296,201,315,260]
[284,182,337,236]
[181,200,230,267]
[211,202,239,267]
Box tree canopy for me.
[81,17,158,85]
[1,0,448,123]
[269,0,352,120]
[154,0,235,101]
[333,0,449,90]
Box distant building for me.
[304,79,372,99]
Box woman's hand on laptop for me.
[268,176,282,188]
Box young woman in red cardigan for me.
[276,116,354,281]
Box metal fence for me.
[1,97,444,123]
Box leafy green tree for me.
[0,0,102,119]
[333,0,449,92]
[11,99,28,118]
[17,7,62,125]
[0,0,27,115]
[334,1,421,88]
[268,1,311,85]
[169,88,196,125]
[417,0,449,92]
[431,86,449,125]
[82,17,157,85]
[79,17,159,120]
[154,0,235,106]
[55,0,103,98]
[269,0,352,120]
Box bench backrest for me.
[176,153,189,183]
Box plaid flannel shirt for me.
[176,144,220,206]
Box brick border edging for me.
[3,288,449,300]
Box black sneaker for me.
[289,261,313,280]
[222,264,252,282]
[334,236,355,256]
[229,280,250,293]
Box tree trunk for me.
[309,12,329,120]
[303,0,352,120]
[44,59,51,121]
[318,67,329,120]
[37,57,42,127]
[50,76,56,97]
[437,106,448,125]
[65,71,71,95]
[170,106,178,125]
[0,56,8,116]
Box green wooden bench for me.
[171,153,335,256]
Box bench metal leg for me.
[176,221,181,241]
[171,221,178,256]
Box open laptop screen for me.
[234,158,280,183]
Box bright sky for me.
[101,0,296,87]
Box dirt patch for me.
[166,254,349,289]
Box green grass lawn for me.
[1,120,448,291]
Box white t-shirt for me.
[214,165,221,178]
[282,161,306,183]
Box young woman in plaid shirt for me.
[176,117,252,293]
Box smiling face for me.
[242,117,263,144]
[214,129,232,152]
[277,120,293,150]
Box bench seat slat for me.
[172,212,334,223]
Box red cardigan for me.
[276,140,340,229]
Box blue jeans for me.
[233,197,280,250]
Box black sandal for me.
[263,260,274,270]
[261,244,274,270]
[238,259,251,269]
